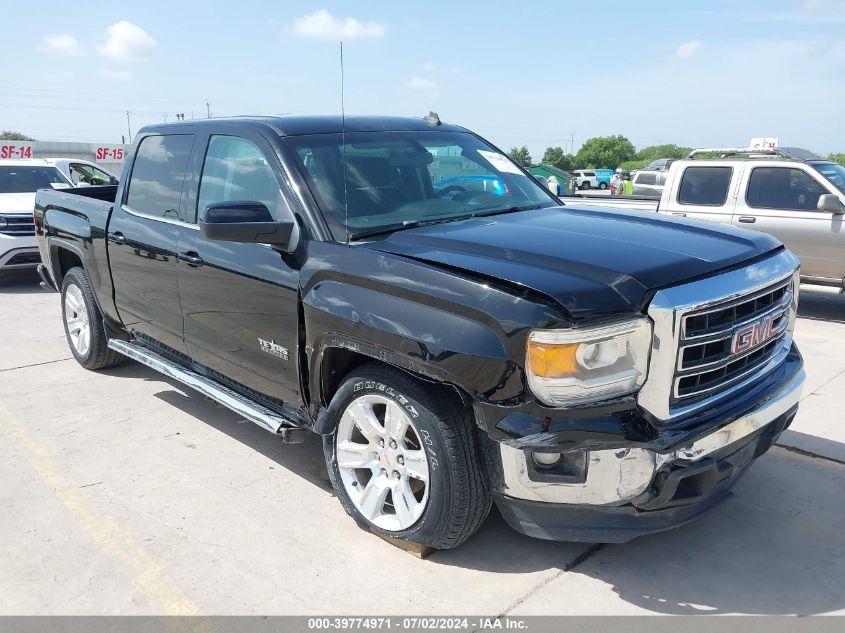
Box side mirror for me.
[817,194,845,214]
[199,201,299,251]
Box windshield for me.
[0,165,70,193]
[285,130,556,239]
[70,163,117,185]
[811,162,845,194]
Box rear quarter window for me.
[678,166,733,206]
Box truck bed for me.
[35,185,116,231]
[34,185,118,312]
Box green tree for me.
[508,146,533,167]
[827,153,845,167]
[636,144,692,163]
[574,135,636,169]
[0,130,36,141]
[619,159,649,171]
[542,146,575,171]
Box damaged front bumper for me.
[489,365,805,543]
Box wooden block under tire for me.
[371,530,434,559]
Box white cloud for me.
[406,76,439,98]
[98,68,132,81]
[38,33,85,56]
[799,0,845,14]
[97,21,157,61]
[291,9,385,40]
[423,61,435,73]
[676,40,703,60]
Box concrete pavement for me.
[1,270,843,615]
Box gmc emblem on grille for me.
[731,310,787,355]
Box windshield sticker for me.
[478,150,523,175]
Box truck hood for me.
[0,192,36,214]
[370,206,781,317]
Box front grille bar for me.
[637,249,801,424]
[672,276,794,405]
[0,215,35,236]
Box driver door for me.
[176,132,302,404]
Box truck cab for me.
[658,148,845,289]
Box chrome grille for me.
[0,214,35,236]
[637,250,800,423]
[674,277,793,403]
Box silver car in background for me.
[631,170,668,199]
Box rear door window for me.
[746,167,828,211]
[678,166,733,206]
[126,134,195,219]
[637,172,657,185]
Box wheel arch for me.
[49,239,122,335]
[312,343,474,435]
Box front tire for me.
[599,182,607,190]
[323,364,491,549]
[61,267,124,370]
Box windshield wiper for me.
[350,215,473,240]
[469,203,547,217]
[348,203,548,240]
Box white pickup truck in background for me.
[563,147,845,291]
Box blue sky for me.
[1,0,843,157]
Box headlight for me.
[526,317,652,407]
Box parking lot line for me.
[0,398,202,616]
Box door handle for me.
[738,216,757,223]
[107,231,126,245]
[671,212,686,217]
[177,251,204,267]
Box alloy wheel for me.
[336,394,430,531]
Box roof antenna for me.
[340,41,349,245]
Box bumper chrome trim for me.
[498,367,805,506]
[674,368,804,461]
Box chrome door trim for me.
[121,204,200,230]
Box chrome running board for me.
[108,339,306,443]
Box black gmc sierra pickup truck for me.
[34,115,805,549]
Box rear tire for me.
[580,182,591,190]
[599,182,607,190]
[323,363,491,549]
[61,267,124,370]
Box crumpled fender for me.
[303,278,518,424]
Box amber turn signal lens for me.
[527,342,578,378]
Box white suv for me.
[573,170,598,190]
[0,160,71,273]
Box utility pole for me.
[126,110,132,143]
[206,100,211,118]
[163,112,168,123]
[571,131,575,155]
